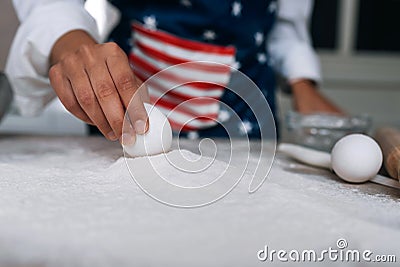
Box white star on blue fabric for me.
[257,53,267,64]
[143,15,157,30]
[231,1,242,17]
[238,120,253,135]
[203,30,217,40]
[254,32,264,46]
[218,110,231,122]
[180,0,192,8]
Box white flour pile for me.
[121,149,232,187]
[0,136,399,267]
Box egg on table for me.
[123,103,172,157]
[331,134,383,183]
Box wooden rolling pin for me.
[375,127,400,180]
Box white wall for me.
[0,0,18,70]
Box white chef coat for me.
[5,0,321,117]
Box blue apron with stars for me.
[109,0,278,139]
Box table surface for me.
[0,135,399,267]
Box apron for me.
[109,0,278,138]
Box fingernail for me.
[108,131,118,141]
[134,120,147,135]
[121,133,136,146]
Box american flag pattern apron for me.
[110,0,278,138]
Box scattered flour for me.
[0,136,399,267]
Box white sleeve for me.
[268,0,322,83]
[5,0,100,116]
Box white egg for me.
[331,134,383,183]
[123,103,172,157]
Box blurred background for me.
[0,0,399,138]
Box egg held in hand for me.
[331,134,383,183]
[123,103,172,157]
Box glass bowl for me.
[285,111,372,152]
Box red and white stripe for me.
[129,22,236,131]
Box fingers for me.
[120,114,136,145]
[49,42,148,142]
[85,65,126,140]
[136,77,151,103]
[106,53,149,135]
[51,53,117,140]
[69,67,117,140]
[49,65,93,125]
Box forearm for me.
[291,79,343,115]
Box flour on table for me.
[120,149,251,207]
[1,137,399,267]
[119,149,235,187]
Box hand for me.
[49,30,149,144]
[291,79,344,115]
